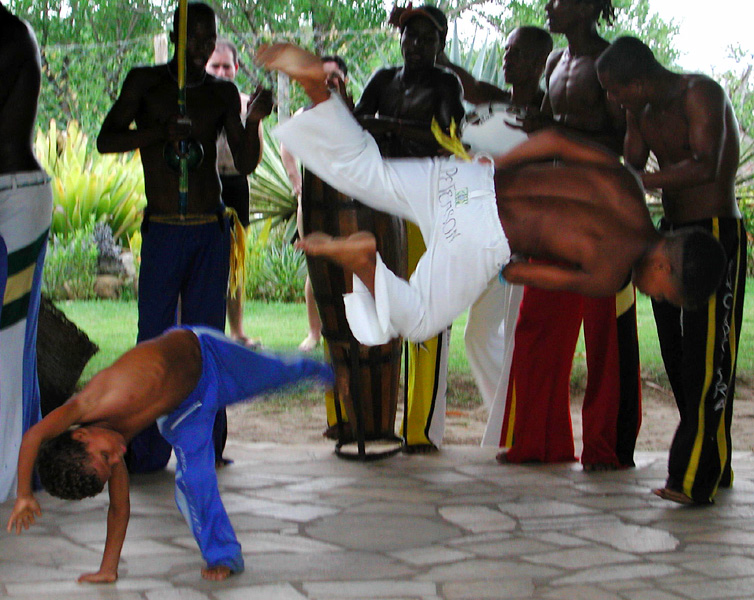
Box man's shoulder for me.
[124,64,169,88]
[0,12,36,55]
[684,73,725,99]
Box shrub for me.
[244,221,306,302]
[249,122,298,242]
[35,120,146,245]
[42,221,99,301]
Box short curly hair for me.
[676,228,727,311]
[36,430,105,500]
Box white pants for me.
[275,95,510,346]
[0,171,52,501]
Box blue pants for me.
[158,326,334,572]
[129,217,231,473]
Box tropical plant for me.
[249,122,298,242]
[35,120,146,245]
[244,221,306,302]
[42,220,99,301]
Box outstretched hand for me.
[6,495,42,534]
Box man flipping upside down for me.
[256,43,725,364]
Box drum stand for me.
[333,338,402,461]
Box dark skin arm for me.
[97,69,178,154]
[6,399,90,533]
[436,52,511,105]
[225,83,273,174]
[503,259,592,293]
[77,461,130,584]
[352,69,391,119]
[494,127,621,169]
[641,79,726,190]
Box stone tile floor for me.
[2,443,754,600]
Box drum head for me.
[462,102,528,155]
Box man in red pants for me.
[491,0,640,470]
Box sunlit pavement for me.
[3,443,754,600]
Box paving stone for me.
[306,514,459,551]
[303,580,436,598]
[438,505,516,533]
[442,578,534,599]
[1,446,753,600]
[216,583,309,600]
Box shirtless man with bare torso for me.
[97,2,272,473]
[597,36,745,505]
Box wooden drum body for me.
[302,169,407,455]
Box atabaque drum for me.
[302,168,407,450]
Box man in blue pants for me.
[7,327,333,582]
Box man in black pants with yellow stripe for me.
[597,37,746,505]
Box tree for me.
[436,0,680,66]
[9,0,167,135]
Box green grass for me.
[57,279,754,405]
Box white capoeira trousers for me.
[275,94,511,346]
[0,171,52,502]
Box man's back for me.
[0,6,42,173]
[75,329,203,441]
[496,159,652,296]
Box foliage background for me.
[9,0,753,277]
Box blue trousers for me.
[158,326,334,572]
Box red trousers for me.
[500,281,641,467]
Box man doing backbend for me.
[256,45,725,386]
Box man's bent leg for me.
[165,424,244,575]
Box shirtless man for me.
[256,44,724,356]
[6,327,333,582]
[493,0,640,472]
[596,36,746,505]
[97,2,272,473]
[0,3,53,502]
[438,25,552,111]
[354,4,465,452]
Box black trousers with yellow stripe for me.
[653,217,747,503]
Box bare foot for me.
[255,43,329,103]
[297,232,377,293]
[652,487,696,505]
[201,565,233,581]
[298,332,321,352]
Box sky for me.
[444,0,752,75]
[648,0,753,73]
